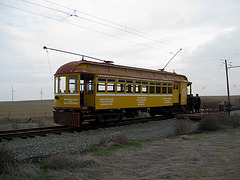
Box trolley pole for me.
[225,59,230,102]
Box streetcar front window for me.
[69,76,78,93]
[59,76,66,93]
[55,77,59,94]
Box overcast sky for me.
[0,0,239,101]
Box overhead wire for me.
[0,2,170,55]
[228,49,240,60]
[229,71,239,94]
[21,0,224,64]
[40,0,225,63]
[198,65,223,94]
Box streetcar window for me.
[176,84,179,89]
[80,80,84,93]
[68,76,78,93]
[100,66,108,70]
[150,86,155,93]
[119,69,126,73]
[107,83,115,92]
[107,79,115,82]
[135,81,141,84]
[156,82,161,85]
[126,84,133,93]
[86,79,94,94]
[135,71,141,74]
[97,83,105,92]
[135,85,141,93]
[150,82,156,85]
[117,84,125,93]
[156,86,161,94]
[118,79,125,83]
[149,72,154,76]
[142,86,148,93]
[55,77,58,94]
[90,65,98,69]
[142,81,148,85]
[59,76,66,93]
[162,87,167,94]
[111,68,117,71]
[128,69,134,73]
[126,80,133,84]
[98,78,106,82]
[173,84,176,89]
[163,83,168,86]
[168,87,173,94]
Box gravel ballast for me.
[1,118,199,159]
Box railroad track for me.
[0,115,173,142]
[0,126,75,142]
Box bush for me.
[199,114,240,131]
[0,145,16,174]
[99,132,130,147]
[220,114,240,128]
[174,119,191,135]
[42,154,98,170]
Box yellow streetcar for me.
[53,59,192,127]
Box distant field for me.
[0,100,55,130]
[0,100,54,120]
[201,95,240,109]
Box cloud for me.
[0,0,239,101]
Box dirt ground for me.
[47,128,240,180]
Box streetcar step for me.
[83,119,96,122]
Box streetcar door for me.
[80,75,85,106]
[173,83,180,104]
[84,75,95,107]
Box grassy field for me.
[201,95,240,109]
[0,96,239,130]
[0,100,55,130]
[1,123,240,179]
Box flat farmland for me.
[201,95,240,109]
[0,100,55,130]
[0,100,54,119]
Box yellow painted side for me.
[180,82,187,105]
[54,95,80,108]
[84,93,95,107]
[95,94,173,110]
[54,74,80,108]
[173,83,180,104]
[75,64,88,69]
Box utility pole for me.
[225,59,230,102]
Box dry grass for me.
[99,132,130,147]
[0,100,56,130]
[0,145,16,174]
[201,95,240,110]
[174,119,192,135]
[0,145,40,180]
[0,100,53,120]
[199,114,240,131]
[1,126,240,179]
[39,128,240,180]
[41,154,99,170]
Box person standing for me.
[194,94,201,113]
[226,101,232,115]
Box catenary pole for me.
[225,59,230,102]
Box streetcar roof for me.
[55,60,191,84]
